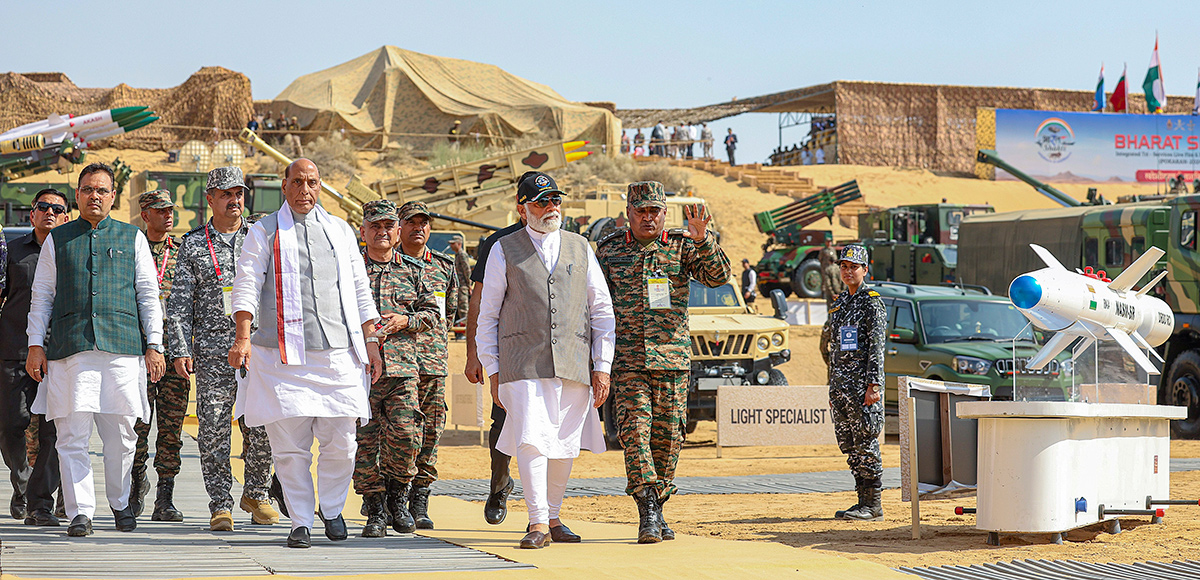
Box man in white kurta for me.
[27,163,166,537]
[227,159,382,549]
[478,171,614,549]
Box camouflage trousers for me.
[413,375,446,489]
[196,355,272,513]
[613,369,687,499]
[454,287,469,325]
[353,376,422,495]
[828,384,883,482]
[133,366,190,480]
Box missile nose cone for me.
[1010,275,1042,309]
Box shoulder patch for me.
[597,227,629,246]
[867,290,880,297]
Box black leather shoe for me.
[484,478,513,525]
[519,530,550,549]
[10,491,26,520]
[269,474,290,519]
[67,515,93,537]
[24,509,59,526]
[113,506,137,532]
[287,526,311,548]
[549,524,581,543]
[321,512,348,541]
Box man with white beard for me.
[477,172,615,549]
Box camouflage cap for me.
[398,201,431,222]
[627,181,666,208]
[138,189,174,210]
[362,199,399,223]
[838,244,870,266]
[205,166,246,192]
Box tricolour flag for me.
[1110,65,1128,113]
[1093,64,1105,111]
[1143,37,1166,113]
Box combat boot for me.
[658,494,675,541]
[361,493,388,537]
[387,480,416,533]
[835,475,865,519]
[128,468,149,517]
[844,481,883,521]
[632,488,662,544]
[409,486,434,530]
[151,478,184,522]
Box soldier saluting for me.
[819,244,886,521]
[596,181,730,544]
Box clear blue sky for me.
[4,0,1199,165]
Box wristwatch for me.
[148,343,164,354]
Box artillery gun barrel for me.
[238,128,364,222]
[976,149,1079,208]
[428,212,500,231]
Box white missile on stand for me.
[0,106,148,141]
[1008,244,1173,375]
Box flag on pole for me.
[1193,68,1199,115]
[1143,37,1166,113]
[1110,65,1128,113]
[1093,64,1105,111]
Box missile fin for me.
[1030,244,1067,270]
[1108,246,1166,292]
[1026,331,1078,370]
[1072,336,1096,360]
[1136,270,1169,297]
[1130,331,1165,362]
[1107,328,1161,375]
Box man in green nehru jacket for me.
[26,162,167,537]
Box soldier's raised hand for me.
[683,203,711,241]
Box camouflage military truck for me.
[860,203,993,286]
[958,196,1200,437]
[598,278,792,445]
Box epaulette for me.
[867,290,880,297]
[597,227,628,246]
[399,253,424,268]
[667,228,689,236]
[429,248,454,264]
[182,224,207,238]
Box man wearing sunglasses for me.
[477,171,614,549]
[0,189,68,526]
[27,163,167,537]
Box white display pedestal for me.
[956,401,1185,540]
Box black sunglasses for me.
[34,201,67,215]
[530,196,563,208]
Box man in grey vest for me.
[477,171,615,549]
[228,158,382,549]
[26,163,167,537]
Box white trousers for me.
[54,412,137,520]
[264,416,357,529]
[515,443,574,526]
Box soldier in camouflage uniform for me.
[131,190,192,522]
[395,201,458,530]
[165,168,278,531]
[596,181,730,544]
[448,235,471,329]
[355,199,439,537]
[819,238,843,306]
[819,244,886,521]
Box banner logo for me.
[1034,118,1075,162]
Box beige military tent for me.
[264,46,619,151]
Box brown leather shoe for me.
[549,524,581,543]
[519,530,550,549]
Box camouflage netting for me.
[260,46,620,151]
[0,67,253,150]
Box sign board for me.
[717,385,846,447]
[450,374,486,428]
[993,109,1200,183]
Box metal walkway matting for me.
[898,559,1200,580]
[431,467,902,501]
[0,432,529,578]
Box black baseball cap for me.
[516,171,564,204]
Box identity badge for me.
[840,326,858,351]
[434,290,447,319]
[222,286,234,316]
[648,277,671,309]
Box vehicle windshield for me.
[426,232,457,254]
[689,280,741,308]
[942,247,958,265]
[918,300,1030,344]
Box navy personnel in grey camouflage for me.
[818,244,885,521]
[165,166,278,531]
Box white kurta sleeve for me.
[27,233,57,348]
[232,220,270,320]
[476,242,508,378]
[133,232,164,345]
[584,245,615,374]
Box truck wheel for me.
[1169,351,1200,438]
[791,258,822,299]
[601,395,622,450]
[587,217,617,242]
[766,368,788,385]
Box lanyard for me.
[204,225,223,278]
[156,244,170,285]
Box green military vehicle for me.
[961,150,1200,437]
[860,203,994,286]
[754,180,862,298]
[126,171,285,236]
[873,282,1073,430]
